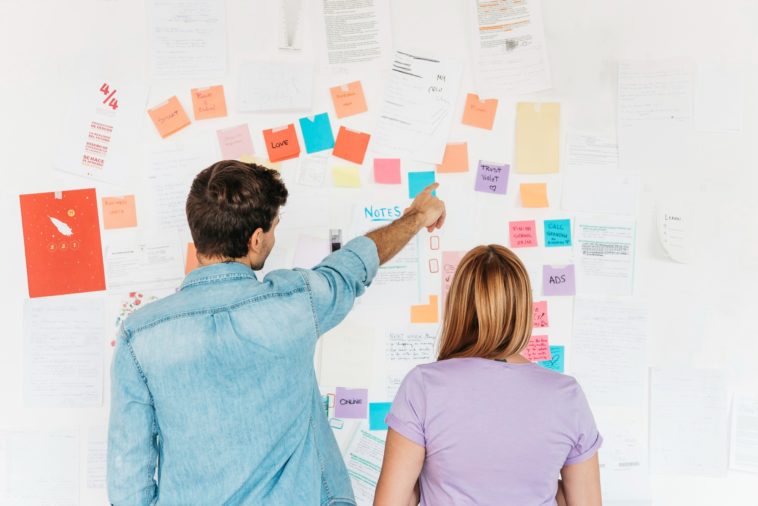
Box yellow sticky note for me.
[520,183,549,208]
[102,195,137,229]
[411,295,439,323]
[331,166,361,188]
[515,102,560,174]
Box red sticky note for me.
[102,195,137,229]
[520,182,549,208]
[263,124,301,162]
[462,93,498,130]
[436,142,469,173]
[533,300,549,328]
[523,335,551,362]
[330,81,368,118]
[185,243,199,275]
[509,220,538,248]
[373,158,401,184]
[147,96,191,138]
[20,188,106,298]
[191,85,227,120]
[333,126,370,165]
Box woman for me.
[374,245,602,505]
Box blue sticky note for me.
[408,171,436,198]
[538,345,565,373]
[369,402,392,430]
[299,113,335,153]
[544,219,572,247]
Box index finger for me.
[421,182,439,194]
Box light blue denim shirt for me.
[108,236,379,506]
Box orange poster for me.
[20,188,106,298]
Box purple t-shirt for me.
[386,357,602,506]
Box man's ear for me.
[248,227,265,254]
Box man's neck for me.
[197,255,253,269]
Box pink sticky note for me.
[523,335,551,361]
[374,158,401,184]
[509,220,538,248]
[533,300,549,328]
[217,124,255,161]
[335,387,368,419]
[442,251,466,305]
[543,265,576,296]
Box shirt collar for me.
[179,261,259,290]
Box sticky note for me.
[462,93,498,130]
[436,142,468,173]
[538,345,565,373]
[411,295,438,323]
[331,166,361,188]
[509,220,538,248]
[330,81,368,118]
[515,102,560,174]
[147,96,191,138]
[523,335,551,362]
[191,85,227,120]
[533,300,549,328]
[335,387,368,419]
[369,402,392,430]
[544,219,572,247]
[520,183,549,208]
[333,126,370,164]
[374,158,401,184]
[543,265,576,296]
[102,195,137,229]
[475,161,509,194]
[442,251,466,304]
[299,113,335,154]
[185,243,199,275]
[217,124,254,161]
[408,171,436,198]
[263,124,300,162]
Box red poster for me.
[20,188,106,298]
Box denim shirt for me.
[107,237,379,506]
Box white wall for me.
[0,0,756,504]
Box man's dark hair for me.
[186,160,288,258]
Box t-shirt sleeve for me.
[564,381,603,466]
[385,367,426,448]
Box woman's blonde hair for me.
[437,245,532,361]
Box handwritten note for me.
[299,113,335,153]
[191,85,227,120]
[520,182,549,208]
[442,251,465,305]
[238,60,314,111]
[333,126,371,164]
[538,345,564,372]
[369,402,392,430]
[330,81,368,118]
[374,158,401,184]
[147,96,191,138]
[297,154,329,187]
[332,166,361,188]
[408,171,436,198]
[436,142,469,173]
[533,300,549,328]
[410,295,438,323]
[544,219,571,247]
[462,93,498,130]
[263,124,300,162]
[542,265,576,296]
[475,160,509,194]
[335,387,368,419]
[509,220,538,248]
[102,195,137,229]
[217,124,254,161]
[523,334,551,361]
[515,102,560,174]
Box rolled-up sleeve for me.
[297,236,380,335]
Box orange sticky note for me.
[520,183,549,208]
[462,93,498,130]
[333,126,370,165]
[191,85,227,120]
[436,142,469,173]
[102,195,137,229]
[410,295,439,323]
[147,96,191,138]
[263,124,301,162]
[330,81,368,118]
[185,243,199,275]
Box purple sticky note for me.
[335,387,368,419]
[474,160,509,194]
[542,265,576,296]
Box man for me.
[108,160,446,505]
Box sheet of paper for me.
[694,63,744,133]
[191,85,227,120]
[317,0,391,67]
[385,326,437,398]
[509,220,538,248]
[656,203,689,263]
[373,51,462,164]
[515,102,560,173]
[574,216,636,296]
[20,188,106,298]
[475,161,509,194]
[650,368,729,476]
[147,0,226,79]
[730,394,758,473]
[344,424,386,506]
[595,406,647,471]
[297,154,329,187]
[532,300,549,328]
[373,158,401,184]
[147,95,192,138]
[104,236,184,291]
[441,251,466,306]
[87,427,107,489]
[23,297,104,407]
[102,195,138,229]
[410,295,439,323]
[53,78,147,185]
[369,403,392,431]
[299,113,335,154]
[523,334,550,361]
[263,124,301,162]
[335,387,369,419]
[0,430,79,505]
[544,219,571,247]
[330,81,369,118]
[318,322,375,387]
[470,0,551,96]
[462,93,498,129]
[292,234,330,268]
[436,142,469,173]
[332,166,362,188]
[217,124,255,160]
[519,182,549,207]
[333,127,371,164]
[277,0,304,50]
[238,61,314,112]
[407,171,436,198]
